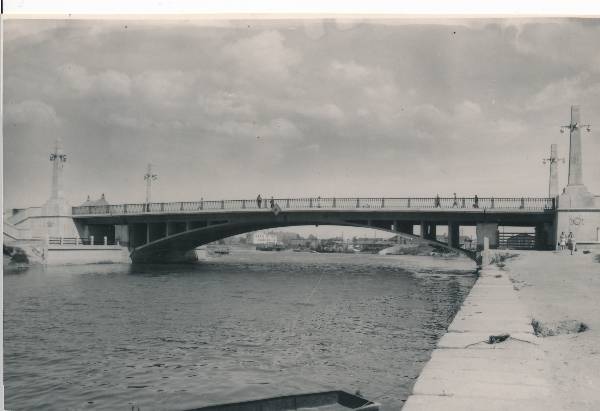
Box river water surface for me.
[4,250,476,410]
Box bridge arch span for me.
[130,217,474,263]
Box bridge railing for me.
[71,196,555,216]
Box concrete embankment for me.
[403,250,600,410]
[403,261,555,410]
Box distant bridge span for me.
[71,196,557,263]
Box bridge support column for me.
[146,223,150,244]
[394,221,414,235]
[114,224,129,247]
[476,223,498,250]
[448,222,460,248]
[420,222,436,240]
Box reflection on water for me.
[4,250,476,410]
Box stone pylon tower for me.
[567,105,584,186]
[42,137,71,217]
[558,105,594,208]
[545,144,561,198]
[555,105,599,247]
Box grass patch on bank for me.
[532,319,589,337]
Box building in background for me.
[251,231,278,246]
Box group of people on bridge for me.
[256,194,281,215]
[434,193,480,208]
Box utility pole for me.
[144,163,158,205]
[542,144,564,197]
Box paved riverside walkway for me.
[402,263,557,411]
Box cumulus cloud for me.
[4,100,60,126]
[213,117,303,141]
[527,74,600,111]
[133,70,193,106]
[58,63,131,97]
[3,19,600,208]
[222,30,300,83]
[329,60,371,81]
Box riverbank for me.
[403,250,600,411]
[508,251,600,410]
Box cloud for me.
[4,100,60,126]
[133,70,193,106]
[198,90,255,118]
[3,19,600,208]
[212,117,303,141]
[455,100,482,118]
[58,63,131,97]
[222,30,300,83]
[527,74,600,111]
[328,60,371,81]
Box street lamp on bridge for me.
[144,163,158,205]
[542,144,564,198]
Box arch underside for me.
[130,217,475,263]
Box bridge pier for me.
[447,222,460,248]
[421,222,437,241]
[394,221,414,235]
[476,223,498,250]
[114,224,129,246]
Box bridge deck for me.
[72,196,555,217]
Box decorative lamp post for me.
[144,163,158,207]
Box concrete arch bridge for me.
[71,196,556,263]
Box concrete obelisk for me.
[42,137,70,216]
[567,105,583,186]
[555,105,598,249]
[41,137,73,239]
[558,105,593,208]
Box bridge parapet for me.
[72,196,555,216]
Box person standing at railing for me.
[256,194,262,208]
[452,193,458,208]
[270,197,281,215]
[473,195,479,208]
[435,194,441,208]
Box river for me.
[3,250,476,410]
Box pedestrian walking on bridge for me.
[473,195,479,208]
[435,194,441,208]
[256,194,262,209]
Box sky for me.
[4,18,600,217]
